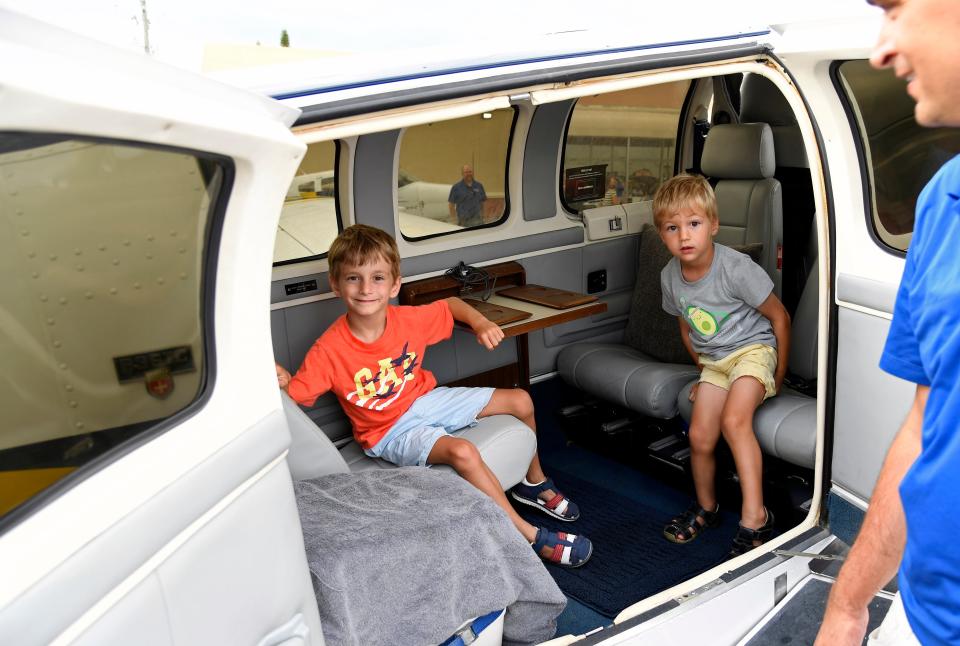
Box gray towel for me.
[294,467,566,646]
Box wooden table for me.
[399,262,607,388]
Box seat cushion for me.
[677,381,816,469]
[283,391,351,480]
[339,414,536,489]
[558,342,701,419]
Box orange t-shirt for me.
[286,301,454,449]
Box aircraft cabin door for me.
[0,11,323,645]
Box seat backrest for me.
[788,259,818,382]
[281,391,351,480]
[739,74,807,169]
[701,122,783,300]
[739,73,815,316]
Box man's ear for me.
[389,275,402,299]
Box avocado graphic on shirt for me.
[685,305,728,337]
[686,306,718,336]
[677,296,729,338]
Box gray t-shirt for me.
[661,243,775,360]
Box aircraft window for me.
[397,108,515,239]
[838,60,960,252]
[0,135,226,526]
[562,81,690,213]
[274,140,340,264]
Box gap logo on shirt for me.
[346,342,419,410]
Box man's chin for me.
[915,103,960,128]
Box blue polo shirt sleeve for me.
[880,249,929,385]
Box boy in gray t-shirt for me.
[656,174,791,557]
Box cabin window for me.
[274,139,340,264]
[0,134,226,525]
[837,60,960,252]
[561,81,689,212]
[397,108,515,239]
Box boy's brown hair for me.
[327,224,401,281]
[652,174,718,227]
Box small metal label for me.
[114,346,195,383]
[284,279,318,296]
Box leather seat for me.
[281,391,537,487]
[558,343,699,419]
[677,262,818,469]
[701,122,783,299]
[558,123,783,420]
[739,73,814,315]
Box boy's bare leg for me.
[427,436,540,544]
[687,382,728,519]
[719,376,767,530]
[478,388,548,485]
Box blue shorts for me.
[365,387,495,467]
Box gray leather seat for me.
[677,262,818,469]
[281,392,537,487]
[702,122,784,299]
[558,123,783,420]
[739,73,815,317]
[558,343,699,419]
[739,74,807,169]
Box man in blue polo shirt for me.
[817,0,960,644]
[448,164,486,227]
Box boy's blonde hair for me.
[652,174,718,227]
[327,224,401,281]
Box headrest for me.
[740,74,808,168]
[701,123,775,179]
[740,74,795,126]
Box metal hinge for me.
[773,550,845,561]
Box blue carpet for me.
[514,466,738,618]
[522,379,743,619]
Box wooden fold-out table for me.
[399,261,607,388]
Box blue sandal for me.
[532,527,593,568]
[510,477,580,522]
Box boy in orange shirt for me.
[276,224,592,568]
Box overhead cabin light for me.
[481,112,493,120]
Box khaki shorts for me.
[699,343,778,400]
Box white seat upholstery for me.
[282,392,537,487]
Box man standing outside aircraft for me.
[448,164,486,227]
[817,0,960,644]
